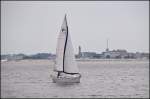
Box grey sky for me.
[1,1,149,55]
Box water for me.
[1,59,149,98]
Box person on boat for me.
[57,71,61,78]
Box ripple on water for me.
[1,60,149,98]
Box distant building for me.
[134,52,142,59]
[127,52,136,59]
[78,46,81,54]
[93,54,103,59]
[134,52,149,59]
[80,52,97,59]
[106,39,109,52]
[102,49,128,59]
[77,46,82,58]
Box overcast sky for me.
[1,1,149,55]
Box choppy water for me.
[1,59,149,98]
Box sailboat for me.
[51,14,81,83]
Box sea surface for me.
[1,59,149,98]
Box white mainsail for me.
[54,16,67,71]
[54,15,79,74]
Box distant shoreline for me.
[1,58,149,63]
[76,58,149,62]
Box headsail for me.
[54,14,79,74]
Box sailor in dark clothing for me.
[57,71,61,78]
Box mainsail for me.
[54,15,79,74]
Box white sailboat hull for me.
[51,74,81,83]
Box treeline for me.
[1,53,56,60]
